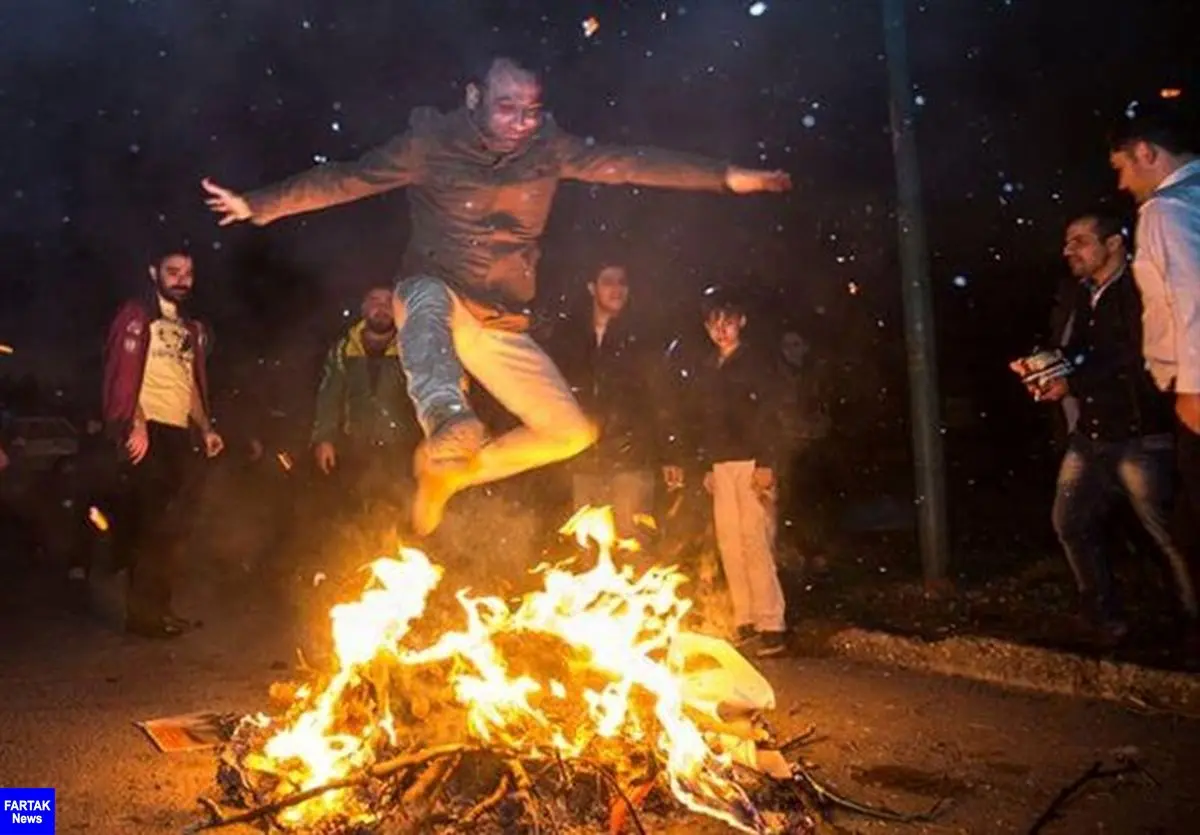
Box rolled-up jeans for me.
[1051,432,1198,622]
[393,275,597,484]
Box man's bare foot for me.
[410,415,486,536]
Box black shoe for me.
[735,624,758,647]
[126,614,187,639]
[754,631,789,658]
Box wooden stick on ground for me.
[507,759,543,835]
[459,773,512,825]
[185,744,474,833]
[581,761,648,835]
[1025,761,1141,835]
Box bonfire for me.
[188,507,940,834]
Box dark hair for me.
[586,263,628,285]
[144,226,193,267]
[1108,100,1199,156]
[1071,209,1126,245]
[701,288,747,321]
[469,55,543,90]
[149,244,193,271]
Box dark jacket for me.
[101,295,211,440]
[312,320,416,447]
[548,313,665,472]
[688,343,787,472]
[246,107,728,329]
[1055,270,1174,442]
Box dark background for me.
[0,0,1196,557]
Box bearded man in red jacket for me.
[102,246,224,638]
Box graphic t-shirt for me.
[137,299,194,428]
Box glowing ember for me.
[88,506,110,532]
[237,506,770,832]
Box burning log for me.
[189,507,945,834]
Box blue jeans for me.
[1052,433,1197,621]
[392,275,596,484]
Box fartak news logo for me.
[0,788,55,833]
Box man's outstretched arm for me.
[203,127,424,227]
[554,130,791,194]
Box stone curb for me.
[793,623,1200,717]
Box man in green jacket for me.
[312,287,418,504]
[203,55,790,535]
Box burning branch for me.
[188,745,474,832]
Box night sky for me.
[0,0,1195,499]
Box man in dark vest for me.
[201,55,790,535]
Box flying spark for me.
[88,506,110,532]
[582,17,599,38]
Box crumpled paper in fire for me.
[673,631,791,779]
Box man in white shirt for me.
[1110,102,1200,648]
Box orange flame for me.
[249,506,763,832]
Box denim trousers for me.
[392,275,596,485]
[1052,432,1197,621]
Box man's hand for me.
[725,167,792,194]
[202,178,253,226]
[315,441,337,475]
[202,430,225,459]
[752,467,776,492]
[662,465,684,491]
[1178,392,1200,435]
[126,420,150,465]
[703,471,715,495]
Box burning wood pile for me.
[188,508,938,834]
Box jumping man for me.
[202,56,791,534]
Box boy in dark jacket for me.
[668,291,789,657]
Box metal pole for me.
[881,0,950,584]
